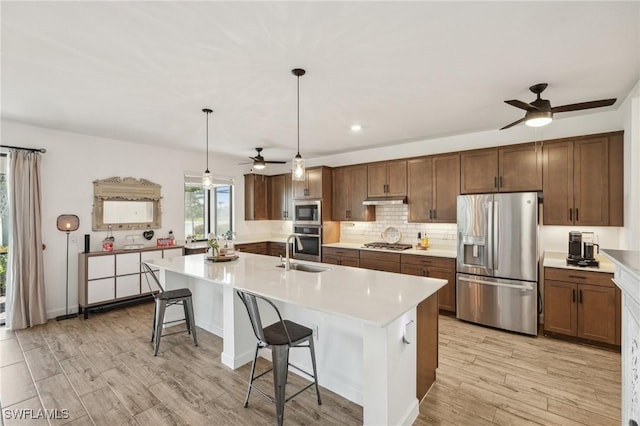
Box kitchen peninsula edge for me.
[145,252,446,426]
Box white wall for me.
[621,80,640,250]
[1,119,272,318]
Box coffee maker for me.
[567,231,600,267]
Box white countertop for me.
[601,249,640,280]
[543,251,616,274]
[146,252,446,327]
[322,241,457,258]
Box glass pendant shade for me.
[292,154,305,181]
[202,169,212,189]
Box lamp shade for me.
[57,215,79,232]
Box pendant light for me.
[291,68,306,181]
[202,108,213,189]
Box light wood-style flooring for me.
[0,302,620,425]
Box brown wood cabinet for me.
[408,154,460,223]
[269,174,293,221]
[461,143,541,194]
[235,242,268,255]
[332,165,375,222]
[268,242,290,258]
[244,174,268,220]
[543,267,620,346]
[367,160,407,197]
[359,250,401,273]
[293,167,331,200]
[401,254,456,313]
[322,247,360,267]
[542,132,623,226]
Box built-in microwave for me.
[293,200,321,225]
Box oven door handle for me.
[294,233,320,238]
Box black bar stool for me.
[142,262,198,356]
[236,290,321,426]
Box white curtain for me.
[6,149,46,329]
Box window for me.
[0,155,7,325]
[184,175,233,240]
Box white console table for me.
[601,249,640,426]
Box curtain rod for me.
[0,144,46,153]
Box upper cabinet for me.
[269,173,293,221]
[244,174,268,220]
[408,154,460,223]
[292,167,331,200]
[542,132,623,226]
[367,160,407,197]
[332,165,375,222]
[460,143,542,194]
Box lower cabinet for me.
[268,242,290,258]
[401,254,456,313]
[359,251,401,273]
[322,247,360,267]
[544,267,620,346]
[235,242,268,255]
[79,246,184,318]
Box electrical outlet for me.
[70,235,77,244]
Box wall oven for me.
[293,200,321,226]
[293,225,321,262]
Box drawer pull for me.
[568,275,587,280]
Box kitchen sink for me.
[276,263,331,273]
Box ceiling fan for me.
[500,83,616,130]
[240,147,286,170]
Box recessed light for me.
[351,124,362,132]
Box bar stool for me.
[142,262,198,356]
[236,290,321,426]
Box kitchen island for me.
[145,252,446,426]
[600,249,640,425]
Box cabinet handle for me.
[432,210,436,220]
[579,289,583,304]
[494,177,498,188]
[572,289,576,302]
[499,176,503,187]
[568,275,587,280]
[569,208,573,221]
[576,208,579,222]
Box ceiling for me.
[2,2,639,164]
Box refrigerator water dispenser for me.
[461,235,486,266]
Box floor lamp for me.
[57,215,79,321]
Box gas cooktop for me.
[362,242,413,251]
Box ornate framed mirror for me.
[92,177,162,231]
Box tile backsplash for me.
[339,204,457,246]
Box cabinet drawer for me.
[141,250,162,271]
[401,254,454,269]
[116,274,140,298]
[87,255,115,280]
[359,250,401,263]
[163,248,184,258]
[360,258,401,273]
[544,267,613,287]
[323,247,359,259]
[87,277,115,304]
[116,252,140,275]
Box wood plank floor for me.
[0,302,620,425]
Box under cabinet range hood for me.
[362,196,407,205]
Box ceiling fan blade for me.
[551,98,616,113]
[505,100,539,111]
[264,160,287,164]
[499,117,525,130]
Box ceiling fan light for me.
[292,154,305,181]
[253,161,266,170]
[525,110,553,127]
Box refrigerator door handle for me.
[458,276,534,291]
[493,200,499,272]
[487,200,494,271]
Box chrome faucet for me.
[285,234,303,271]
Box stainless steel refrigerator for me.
[456,192,539,335]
